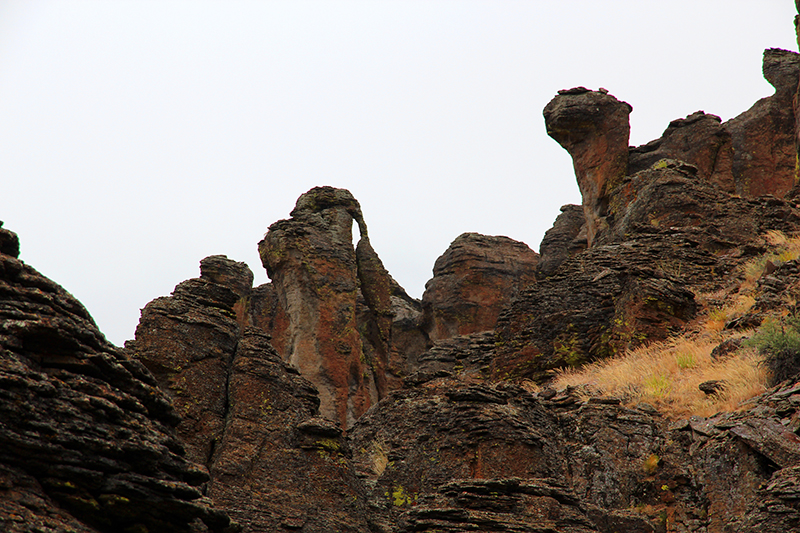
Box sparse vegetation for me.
[552,334,767,419]
[741,230,800,290]
[745,315,800,386]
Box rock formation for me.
[257,186,389,428]
[0,224,230,533]
[8,6,800,533]
[421,233,539,342]
[536,204,586,277]
[543,87,633,246]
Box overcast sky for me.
[1,1,797,346]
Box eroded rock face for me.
[544,87,633,245]
[259,186,384,428]
[0,226,229,533]
[348,375,800,533]
[496,164,800,381]
[727,48,800,198]
[205,328,370,533]
[628,111,735,193]
[128,256,375,532]
[537,204,586,277]
[421,233,539,342]
[127,256,247,466]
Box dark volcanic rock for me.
[495,163,800,380]
[421,233,538,342]
[205,328,370,533]
[258,186,396,428]
[726,48,800,198]
[348,375,800,533]
[537,204,587,277]
[544,87,633,245]
[127,256,247,467]
[628,111,735,193]
[0,226,229,533]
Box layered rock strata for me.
[0,224,230,533]
[421,233,539,342]
[349,375,800,533]
[129,255,372,532]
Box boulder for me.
[421,233,538,342]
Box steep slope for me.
[0,223,230,533]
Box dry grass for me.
[740,230,800,290]
[703,294,756,332]
[546,231,800,419]
[552,334,768,419]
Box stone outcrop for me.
[8,7,800,533]
[349,375,800,533]
[727,48,800,198]
[0,225,230,533]
[627,111,735,192]
[546,49,800,253]
[127,255,248,466]
[495,163,800,380]
[128,255,373,532]
[536,204,587,277]
[544,87,633,246]
[421,233,539,342]
[205,327,371,533]
[258,186,390,428]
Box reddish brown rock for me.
[0,225,230,533]
[628,111,736,193]
[544,87,633,245]
[496,164,800,381]
[127,255,247,466]
[248,282,291,358]
[421,233,539,342]
[727,48,800,198]
[259,186,378,428]
[205,327,370,532]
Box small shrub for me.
[746,316,800,386]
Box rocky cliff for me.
[5,6,800,533]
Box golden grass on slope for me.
[551,335,767,419]
[741,230,800,290]
[703,294,756,333]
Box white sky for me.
[1,1,797,346]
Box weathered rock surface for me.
[258,186,381,428]
[544,87,633,245]
[129,256,373,532]
[537,204,587,277]
[726,48,800,198]
[495,164,800,380]
[421,233,539,342]
[8,8,800,533]
[349,376,800,533]
[0,225,230,533]
[627,111,735,192]
[127,255,246,466]
[205,327,370,533]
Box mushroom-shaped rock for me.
[544,87,632,245]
